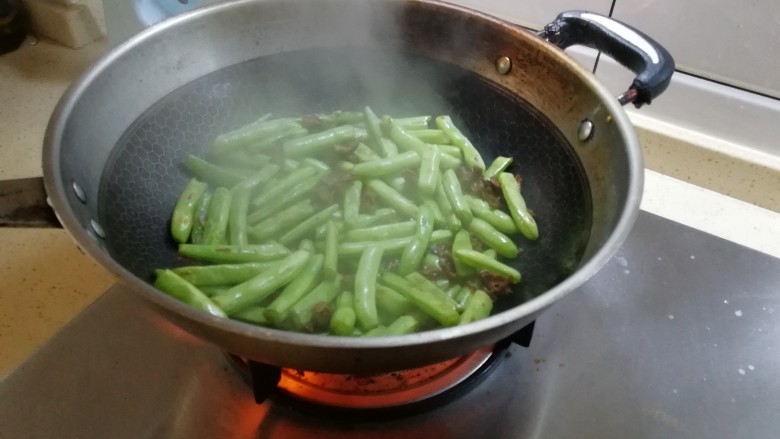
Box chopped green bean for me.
[179,243,290,263]
[442,169,473,224]
[283,125,358,157]
[248,200,316,242]
[245,125,308,154]
[264,254,323,324]
[435,144,462,158]
[279,204,340,245]
[212,118,300,154]
[344,221,416,242]
[459,290,493,324]
[352,208,397,228]
[452,230,476,277]
[498,172,539,240]
[324,221,339,280]
[435,115,485,170]
[417,148,440,198]
[454,249,522,283]
[352,151,421,178]
[383,315,419,335]
[465,195,517,234]
[354,246,384,331]
[228,186,250,246]
[171,262,277,286]
[250,166,317,210]
[468,218,519,258]
[212,250,310,314]
[171,178,208,244]
[343,181,362,226]
[387,119,427,155]
[398,204,435,275]
[363,107,384,153]
[395,116,431,130]
[454,286,472,312]
[366,180,418,218]
[381,273,459,327]
[246,174,319,224]
[380,138,399,157]
[184,155,245,188]
[330,291,357,336]
[233,306,271,326]
[235,164,281,193]
[410,129,452,144]
[190,190,212,244]
[338,229,452,256]
[201,187,231,245]
[353,143,382,162]
[483,156,513,180]
[154,269,226,317]
[288,278,341,331]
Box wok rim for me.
[43,0,643,353]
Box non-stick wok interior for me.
[99,47,592,312]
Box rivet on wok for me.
[90,219,106,239]
[578,120,594,142]
[496,56,512,75]
[72,181,86,203]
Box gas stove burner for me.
[227,321,535,413]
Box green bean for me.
[324,221,339,280]
[330,291,357,336]
[387,176,406,193]
[264,254,323,324]
[442,169,473,224]
[318,111,365,126]
[353,143,382,163]
[344,221,416,242]
[171,178,208,244]
[250,166,316,210]
[366,180,418,218]
[246,174,319,224]
[352,151,420,178]
[302,158,331,173]
[283,159,301,170]
[381,273,459,327]
[338,161,355,172]
[483,248,498,259]
[398,204,435,275]
[245,125,308,154]
[445,285,461,299]
[423,200,445,227]
[459,289,493,324]
[435,144,462,158]
[201,187,232,245]
[289,277,341,331]
[452,230,476,277]
[212,150,271,170]
[497,172,539,240]
[454,249,522,283]
[434,181,461,231]
[338,229,452,256]
[465,195,517,234]
[279,204,340,245]
[343,181,362,226]
[438,151,463,169]
[468,218,519,258]
[363,326,389,337]
[235,164,281,192]
[233,306,271,326]
[380,138,399,157]
[376,284,417,317]
[405,272,459,310]
[315,219,344,241]
[212,118,300,154]
[228,186,250,245]
[352,208,397,228]
[179,243,290,263]
[484,156,513,180]
[410,129,452,144]
[283,125,358,157]
[171,262,277,286]
[199,286,230,297]
[354,246,384,331]
[212,250,310,314]
[435,278,451,290]
[382,315,419,335]
[190,190,212,244]
[363,107,384,153]
[421,253,441,272]
[395,116,431,130]
[248,200,316,242]
[184,155,245,188]
[154,269,226,317]
[298,239,315,252]
[387,119,427,155]
[417,148,440,198]
[454,286,472,312]
[435,116,485,170]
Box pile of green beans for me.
[155,108,539,336]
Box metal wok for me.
[43,0,673,373]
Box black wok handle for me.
[538,11,675,108]
[0,177,62,228]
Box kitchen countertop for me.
[1,37,779,378]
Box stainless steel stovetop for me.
[2,212,779,438]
